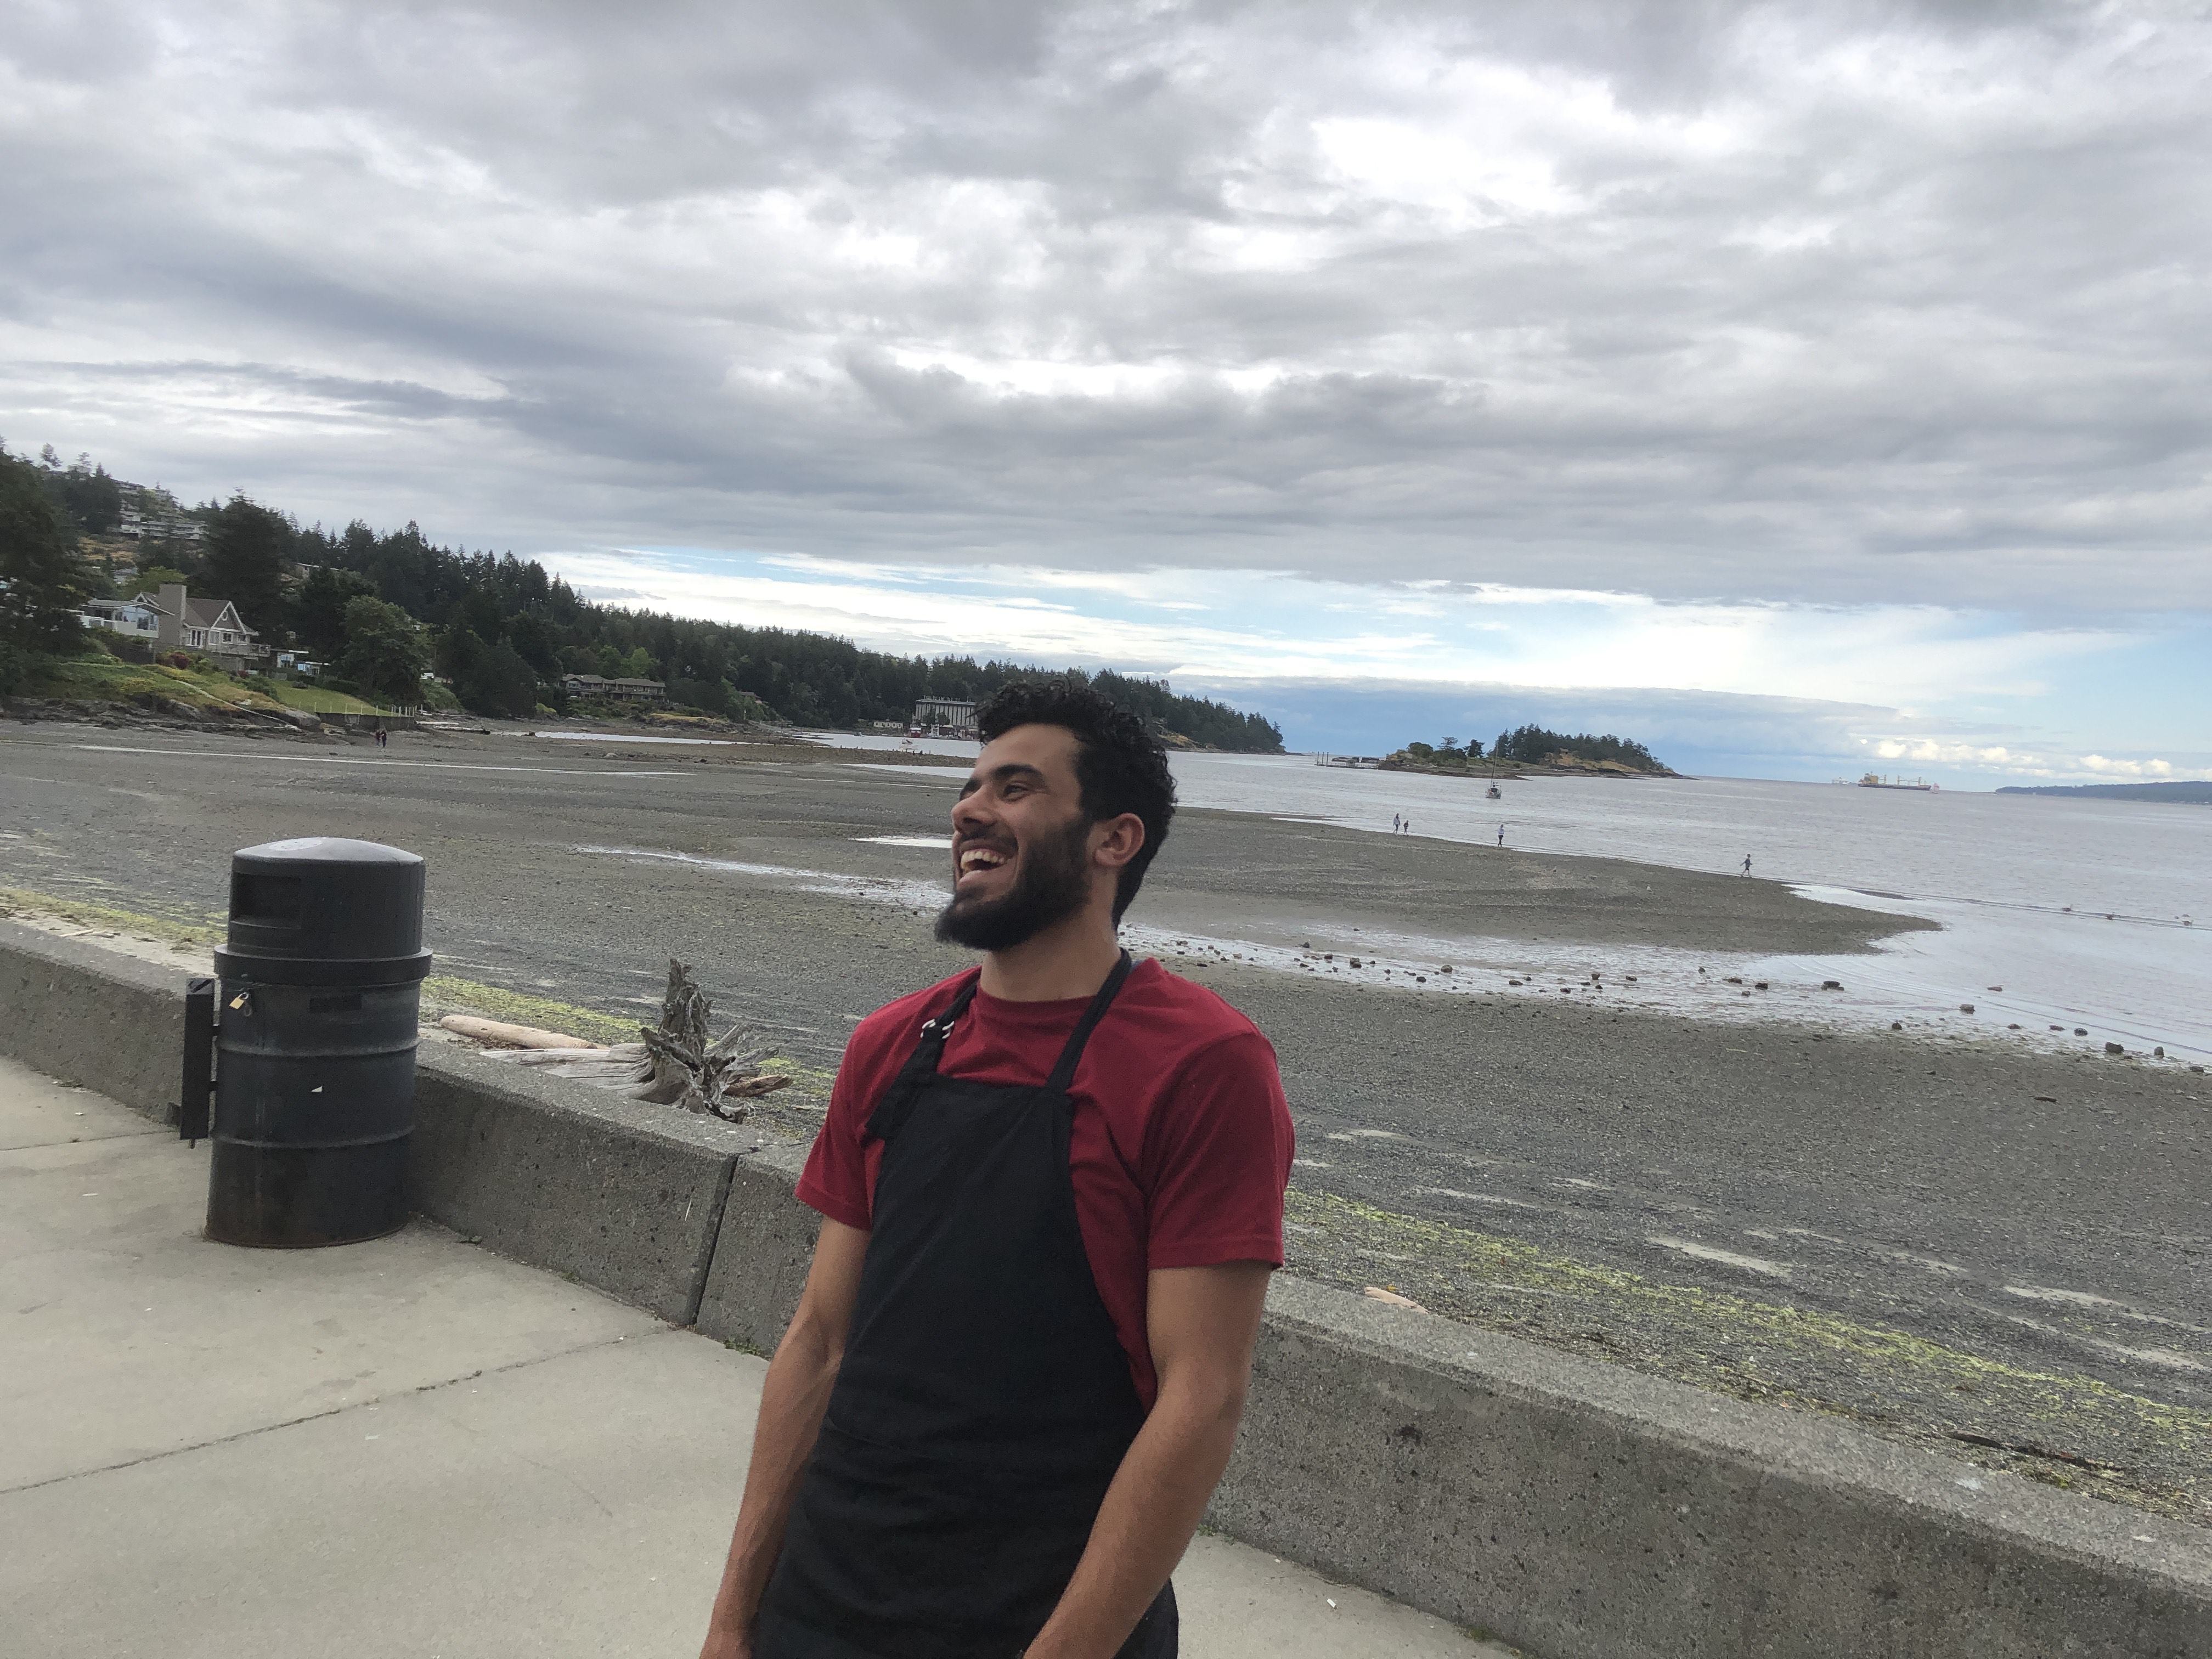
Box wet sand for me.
[2,722,2204,1525]
[1137,806,1933,955]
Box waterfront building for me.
[560,673,668,704]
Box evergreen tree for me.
[0,451,86,659]
[339,597,428,703]
[1492,724,1661,770]
[506,611,560,676]
[297,567,377,659]
[37,454,123,535]
[5,443,1292,749]
[201,494,294,646]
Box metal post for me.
[178,976,215,1146]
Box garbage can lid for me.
[221,837,430,984]
[239,837,424,866]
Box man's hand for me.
[1023,1260,1273,1659]
[696,1219,870,1659]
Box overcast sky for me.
[5,1,2207,780]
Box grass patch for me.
[0,885,221,945]
[419,977,644,1045]
[1284,1186,2211,1523]
[29,653,294,715]
[269,682,386,715]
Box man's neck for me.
[977,910,1124,1002]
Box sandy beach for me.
[3,718,2204,1525]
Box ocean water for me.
[807,736,2211,1064]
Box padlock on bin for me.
[183,837,432,1247]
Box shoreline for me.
[2,724,2207,1526]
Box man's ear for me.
[1090,811,1147,871]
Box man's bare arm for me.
[1024,1261,1273,1659]
[698,1218,870,1659]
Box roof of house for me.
[144,591,255,633]
[183,596,253,633]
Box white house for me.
[153,583,267,670]
[75,597,163,640]
[910,697,978,736]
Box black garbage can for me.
[205,837,432,1247]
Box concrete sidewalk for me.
[0,1056,1510,1659]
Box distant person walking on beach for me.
[1392,814,1401,833]
[1742,855,1752,876]
[1497,824,1505,847]
[701,680,1290,1659]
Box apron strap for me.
[1042,951,1135,1098]
[867,953,1133,1142]
[866,970,982,1143]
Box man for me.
[699,681,1294,1659]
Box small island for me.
[1379,723,1679,779]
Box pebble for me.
[1960,1003,1976,1014]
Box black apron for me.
[757,953,1176,1659]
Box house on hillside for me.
[114,484,206,543]
[561,673,666,704]
[151,583,267,672]
[75,597,163,641]
[910,697,978,736]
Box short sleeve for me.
[1142,1030,1294,1270]
[795,1046,878,1231]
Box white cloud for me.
[5,0,2212,622]
[2078,754,2176,779]
[534,546,2212,783]
[549,549,2129,711]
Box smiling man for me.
[699,680,1294,1659]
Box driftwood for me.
[467,960,788,1122]
[437,1013,592,1049]
[628,958,791,1120]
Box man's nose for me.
[951,792,991,834]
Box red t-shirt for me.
[795,957,1294,1409]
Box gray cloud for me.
[5,0,2210,613]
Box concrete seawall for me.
[3,917,2205,1658]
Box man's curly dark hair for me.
[974,679,1177,923]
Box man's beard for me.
[935,816,1093,952]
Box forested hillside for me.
[5,447,1283,751]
